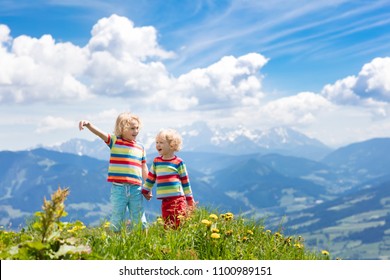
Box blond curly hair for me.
[156,129,183,152]
[114,112,142,136]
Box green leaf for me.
[54,244,91,258]
[24,241,49,250]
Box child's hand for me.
[186,197,197,213]
[143,192,152,200]
[186,197,195,207]
[79,120,90,130]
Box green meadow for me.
[0,187,330,260]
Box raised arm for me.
[79,120,109,143]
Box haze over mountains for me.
[1,122,390,259]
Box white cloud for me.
[0,15,175,104]
[12,34,87,74]
[259,92,332,126]
[354,57,390,102]
[0,24,11,44]
[321,57,390,119]
[0,32,91,103]
[93,108,121,121]
[1,15,269,112]
[164,53,268,110]
[322,57,390,104]
[88,14,174,61]
[302,103,390,147]
[36,116,76,133]
[84,15,176,98]
[321,75,359,104]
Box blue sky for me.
[1,0,390,150]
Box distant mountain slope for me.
[0,149,112,228]
[283,177,390,259]
[207,157,328,216]
[43,138,109,161]
[255,153,327,175]
[322,138,390,183]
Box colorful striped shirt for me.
[105,134,146,186]
[142,156,193,200]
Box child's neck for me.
[162,153,175,160]
[122,136,135,142]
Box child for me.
[142,129,195,228]
[79,112,148,231]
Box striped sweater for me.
[142,156,194,201]
[105,134,146,186]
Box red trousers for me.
[161,196,186,228]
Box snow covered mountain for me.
[180,121,331,160]
[48,122,332,160]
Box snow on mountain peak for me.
[44,121,331,160]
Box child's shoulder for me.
[174,156,184,163]
[134,140,145,149]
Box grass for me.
[0,187,331,260]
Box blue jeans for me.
[109,183,148,231]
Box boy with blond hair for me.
[142,129,195,228]
[79,112,148,231]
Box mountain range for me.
[46,121,332,161]
[1,123,390,260]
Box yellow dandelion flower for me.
[225,212,233,216]
[284,237,292,245]
[265,229,272,234]
[247,230,254,235]
[103,221,110,228]
[211,228,220,233]
[225,230,233,236]
[209,214,218,221]
[274,232,282,238]
[294,243,304,249]
[321,250,329,256]
[201,219,212,227]
[67,224,86,233]
[242,236,248,242]
[224,212,234,220]
[211,233,221,239]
